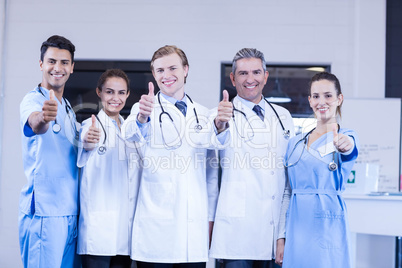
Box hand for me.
[137,82,155,124]
[83,115,101,151]
[275,238,285,266]
[42,90,58,123]
[332,123,353,153]
[214,90,233,133]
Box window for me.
[64,60,155,123]
[221,63,331,117]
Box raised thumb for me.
[91,114,96,127]
[222,90,229,102]
[49,89,55,100]
[332,123,338,138]
[148,82,155,97]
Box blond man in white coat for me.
[210,48,294,268]
[122,45,232,268]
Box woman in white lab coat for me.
[77,69,140,268]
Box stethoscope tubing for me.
[284,127,338,171]
[157,92,200,125]
[95,114,108,155]
[156,92,202,149]
[232,97,290,139]
[37,83,78,138]
[157,92,202,130]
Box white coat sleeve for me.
[208,107,230,150]
[121,103,149,143]
[206,149,219,221]
[77,118,97,168]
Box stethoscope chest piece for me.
[94,114,108,155]
[194,124,202,133]
[52,123,61,134]
[328,160,338,171]
[98,145,107,155]
[37,84,77,137]
[284,130,290,140]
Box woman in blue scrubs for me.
[278,72,359,268]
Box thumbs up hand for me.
[42,90,58,123]
[83,115,101,151]
[214,90,233,133]
[332,123,353,153]
[137,82,155,124]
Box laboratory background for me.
[0,0,401,267]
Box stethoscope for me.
[157,92,202,150]
[284,127,338,171]
[94,114,108,155]
[232,98,291,141]
[37,83,79,140]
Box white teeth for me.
[246,85,256,89]
[53,74,63,78]
[109,103,120,107]
[164,81,174,85]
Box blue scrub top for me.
[283,128,359,268]
[19,86,79,216]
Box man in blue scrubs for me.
[19,35,80,268]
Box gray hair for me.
[232,48,267,74]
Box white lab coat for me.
[122,94,220,263]
[209,96,294,260]
[77,109,141,256]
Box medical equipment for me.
[94,114,107,155]
[232,97,291,141]
[157,92,202,150]
[37,84,79,139]
[284,128,338,171]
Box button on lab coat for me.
[210,96,294,260]
[77,109,141,256]
[122,94,220,263]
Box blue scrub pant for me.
[19,212,80,268]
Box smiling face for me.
[152,53,188,100]
[230,57,269,104]
[40,47,74,92]
[96,77,130,118]
[308,79,343,123]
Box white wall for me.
[0,0,387,267]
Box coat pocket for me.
[216,181,246,218]
[138,181,175,219]
[314,210,346,249]
[87,211,118,253]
